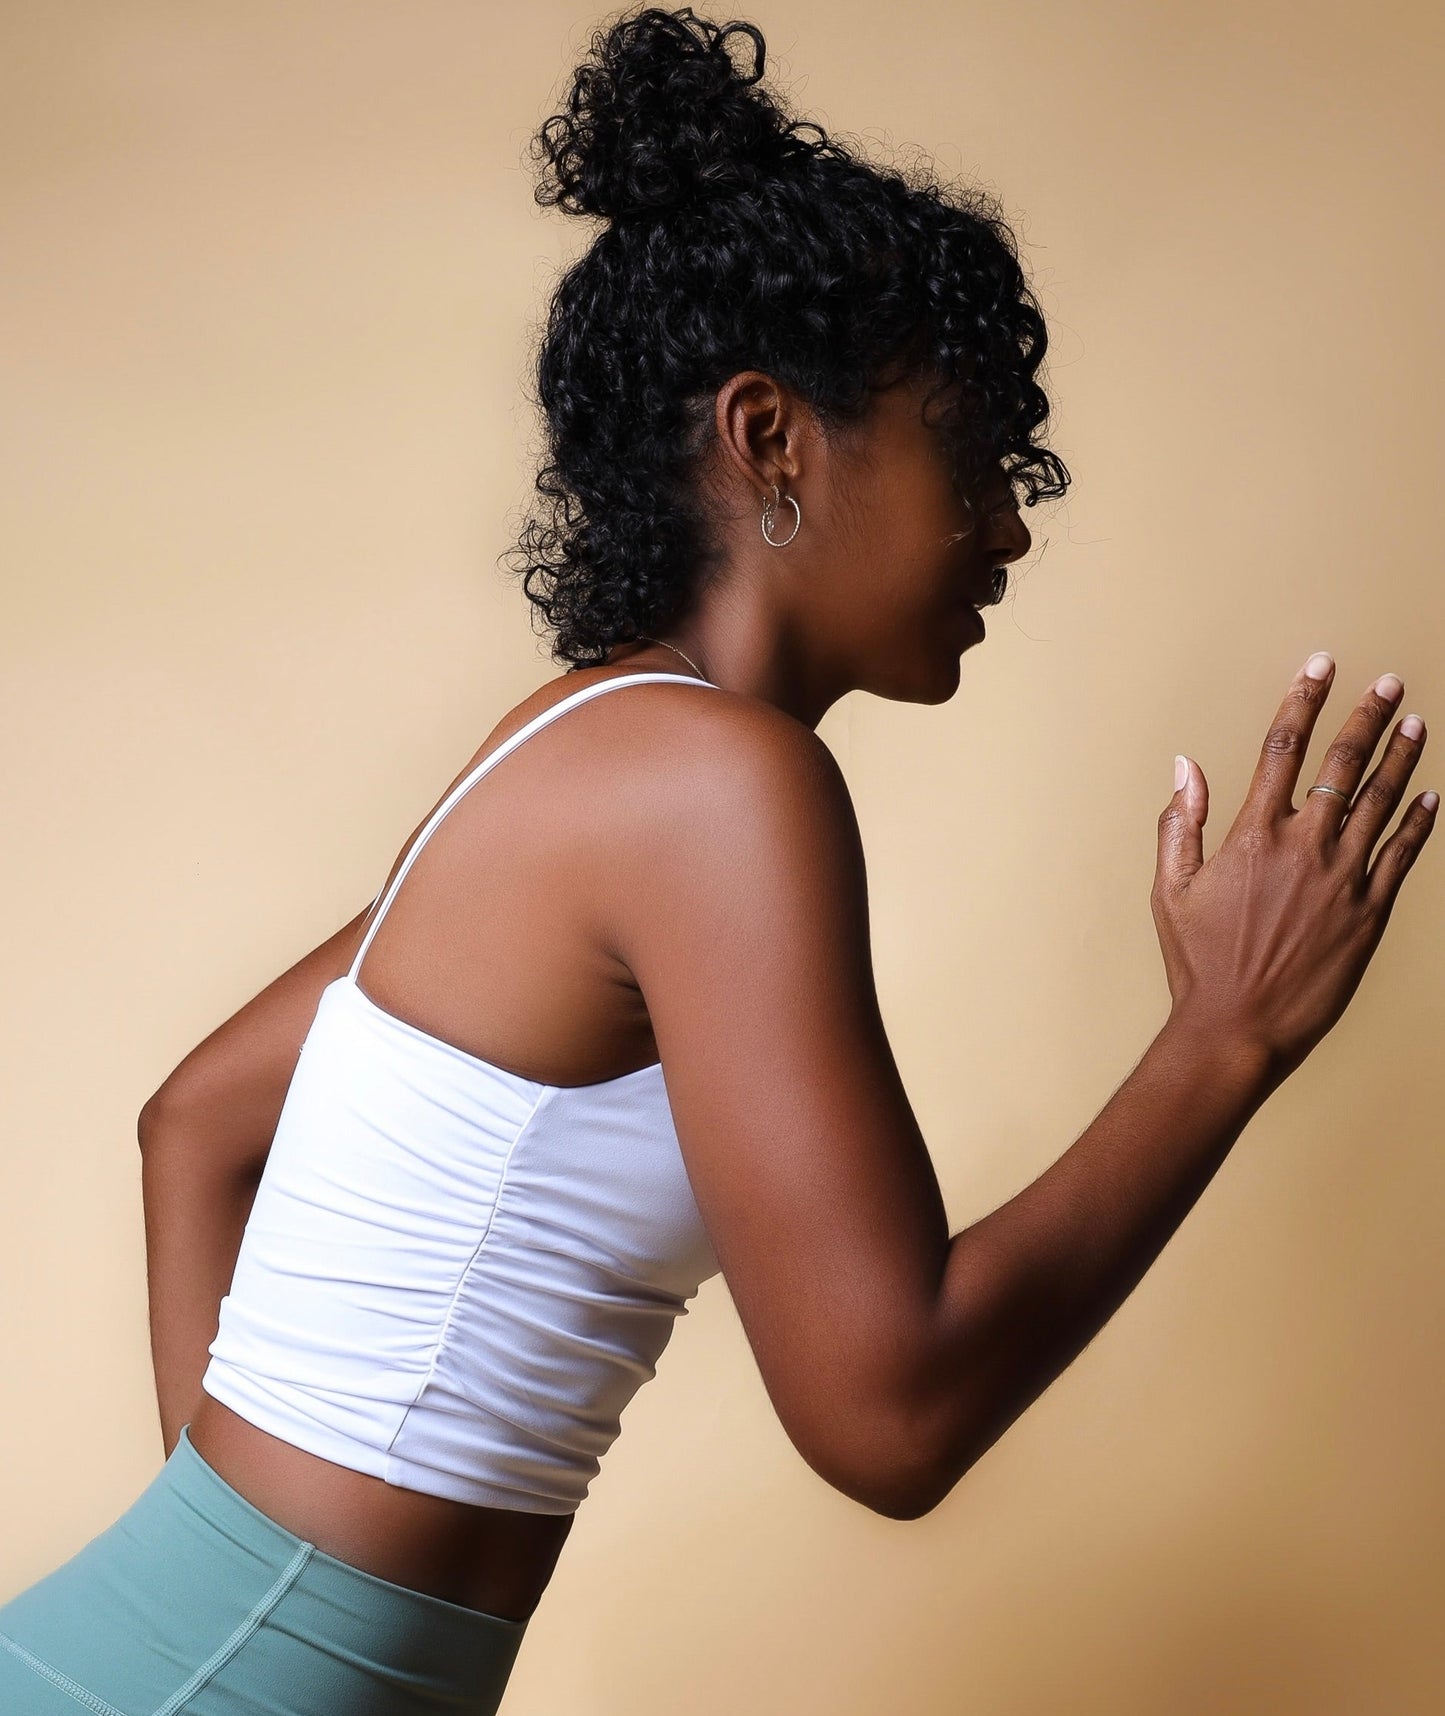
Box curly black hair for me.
[504,4,1071,669]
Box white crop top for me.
[201,670,724,1514]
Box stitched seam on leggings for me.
[149,1540,315,1716]
[0,1630,131,1716]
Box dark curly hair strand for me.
[504,4,1071,669]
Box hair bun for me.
[533,6,797,223]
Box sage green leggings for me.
[0,1423,528,1714]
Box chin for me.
[917,608,983,700]
[920,655,966,704]
[867,651,966,707]
[860,608,981,704]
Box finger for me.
[1243,652,1336,823]
[1339,710,1426,861]
[1156,754,1207,889]
[1301,671,1406,831]
[1364,790,1439,915]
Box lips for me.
[950,556,1003,610]
[967,567,1005,608]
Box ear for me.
[712,370,807,505]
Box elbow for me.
[137,1083,184,1152]
[858,1362,974,1520]
[812,1400,962,1522]
[869,1428,979,1520]
[137,1092,166,1151]
[836,1453,953,1522]
[857,1481,940,1522]
[865,1447,958,1521]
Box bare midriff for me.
[187,1393,574,1624]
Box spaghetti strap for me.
[347,671,718,984]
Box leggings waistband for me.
[171,1422,529,1660]
[0,1422,528,1716]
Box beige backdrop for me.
[3,3,1442,1712]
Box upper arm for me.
[608,697,952,1517]
[137,899,378,1171]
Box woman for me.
[1,5,1434,1712]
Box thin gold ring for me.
[1306,784,1352,805]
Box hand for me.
[1152,652,1437,1083]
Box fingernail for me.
[1400,713,1425,741]
[1374,673,1404,702]
[1423,791,1440,812]
[1174,755,1188,792]
[1303,651,1334,680]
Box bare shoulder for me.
[588,677,857,852]
[584,679,867,987]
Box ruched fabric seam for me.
[150,1540,313,1715]
[0,1630,130,1716]
[383,1083,559,1469]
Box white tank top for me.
[201,670,724,1514]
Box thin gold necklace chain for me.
[635,634,712,685]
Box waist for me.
[187,1393,574,1625]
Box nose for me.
[993,506,1031,565]
[972,467,1031,560]
[982,491,1031,565]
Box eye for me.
[983,472,1018,517]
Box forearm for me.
[138,1119,262,1459]
[919,1008,1278,1504]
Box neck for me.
[603,608,851,731]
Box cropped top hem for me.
[201,1368,582,1515]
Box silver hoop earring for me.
[761,482,801,548]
